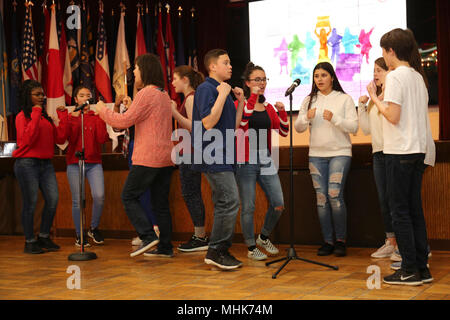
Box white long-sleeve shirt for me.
[295,90,358,157]
[358,102,384,153]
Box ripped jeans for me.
[309,156,351,244]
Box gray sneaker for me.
[256,235,279,255]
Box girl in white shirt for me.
[358,58,397,259]
[295,62,358,257]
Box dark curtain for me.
[437,0,450,140]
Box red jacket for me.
[235,93,289,163]
[65,110,109,165]
[13,107,68,159]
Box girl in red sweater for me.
[235,62,289,261]
[13,80,68,254]
[66,86,109,247]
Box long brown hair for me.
[380,28,429,89]
[368,57,388,112]
[307,62,345,110]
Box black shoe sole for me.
[178,245,209,252]
[204,258,242,270]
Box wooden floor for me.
[0,235,449,300]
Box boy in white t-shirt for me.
[368,28,435,286]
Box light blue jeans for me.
[309,156,351,244]
[235,161,284,247]
[67,163,105,236]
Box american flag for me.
[22,6,39,81]
[95,9,112,103]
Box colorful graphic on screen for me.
[249,0,407,110]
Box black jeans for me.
[385,153,429,273]
[372,152,394,237]
[121,165,174,250]
[179,163,205,227]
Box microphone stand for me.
[265,92,338,278]
[68,105,97,261]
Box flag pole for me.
[1,77,7,141]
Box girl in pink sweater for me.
[96,53,174,258]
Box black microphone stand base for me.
[68,251,98,261]
[265,92,338,279]
[266,246,338,279]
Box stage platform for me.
[0,235,449,300]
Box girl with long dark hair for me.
[66,85,109,247]
[294,62,358,257]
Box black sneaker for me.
[24,241,44,254]
[383,269,423,286]
[75,236,91,247]
[88,228,105,244]
[130,237,159,257]
[178,235,209,252]
[204,248,243,270]
[317,243,334,256]
[334,241,346,257]
[419,268,433,284]
[37,236,60,251]
[143,248,174,258]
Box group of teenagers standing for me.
[13,27,434,287]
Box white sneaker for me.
[248,247,268,261]
[256,235,279,255]
[390,247,402,262]
[131,237,142,246]
[371,239,395,258]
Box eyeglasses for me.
[31,93,45,97]
[249,77,269,83]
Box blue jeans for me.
[385,153,429,273]
[128,139,157,226]
[121,165,174,250]
[372,152,394,238]
[67,163,105,236]
[309,156,351,244]
[236,161,284,247]
[14,158,59,241]
[204,171,240,251]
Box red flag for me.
[95,7,113,103]
[165,6,178,102]
[156,6,168,92]
[39,7,50,91]
[59,21,73,105]
[133,9,147,97]
[46,4,65,119]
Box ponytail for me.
[174,65,205,90]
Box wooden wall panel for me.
[422,163,450,240]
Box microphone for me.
[284,79,301,97]
[73,98,95,112]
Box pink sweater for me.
[98,86,174,168]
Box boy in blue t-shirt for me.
[191,49,245,270]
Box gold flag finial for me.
[165,3,170,14]
[178,6,183,17]
[137,2,143,15]
[191,7,196,18]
